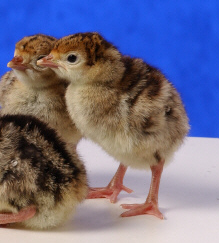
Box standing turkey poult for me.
[0,34,82,148]
[0,114,87,229]
[38,32,189,219]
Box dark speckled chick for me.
[0,114,87,229]
[38,32,189,219]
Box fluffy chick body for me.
[66,72,188,170]
[0,114,87,229]
[39,32,189,218]
[41,32,189,170]
[0,34,81,146]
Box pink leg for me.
[121,160,165,219]
[87,163,133,203]
[0,206,36,225]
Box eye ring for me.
[67,54,77,63]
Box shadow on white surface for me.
[1,137,219,243]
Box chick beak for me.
[37,54,60,68]
[7,56,28,71]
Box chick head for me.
[38,32,123,85]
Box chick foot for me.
[121,202,164,219]
[121,160,165,219]
[88,184,133,203]
[0,206,36,225]
[87,163,133,203]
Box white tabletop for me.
[1,137,219,243]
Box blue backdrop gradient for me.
[0,0,218,137]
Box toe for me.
[120,203,164,219]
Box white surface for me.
[1,137,219,242]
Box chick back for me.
[119,56,189,141]
[0,114,87,229]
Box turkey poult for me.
[38,32,189,219]
[0,115,88,229]
[0,34,82,148]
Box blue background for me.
[0,0,218,138]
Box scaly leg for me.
[0,206,36,225]
[87,163,133,203]
[121,160,165,219]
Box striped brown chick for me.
[0,34,82,148]
[0,114,87,229]
[38,32,189,219]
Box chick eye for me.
[67,54,77,63]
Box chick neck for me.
[13,68,68,92]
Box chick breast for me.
[0,71,17,108]
[0,73,81,146]
[0,114,88,229]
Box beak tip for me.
[36,59,42,66]
[7,59,27,71]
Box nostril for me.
[12,56,23,63]
[45,54,53,60]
